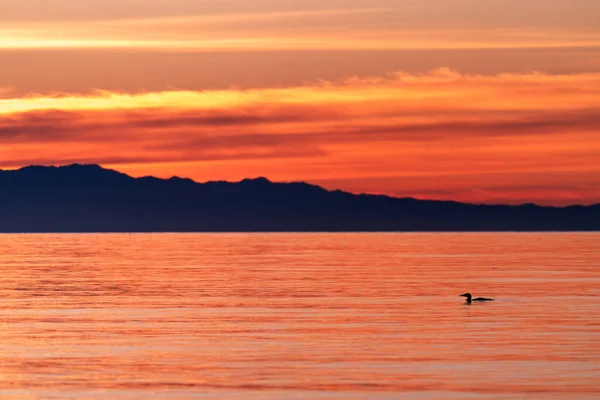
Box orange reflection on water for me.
[0,233,599,399]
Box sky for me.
[1,0,599,205]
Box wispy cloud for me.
[2,7,598,51]
[1,69,599,204]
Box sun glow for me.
[1,70,599,205]
[1,0,599,205]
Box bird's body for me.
[460,293,494,303]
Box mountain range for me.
[0,164,598,232]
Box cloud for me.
[2,11,599,51]
[0,69,599,204]
[1,69,599,142]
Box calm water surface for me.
[0,233,599,399]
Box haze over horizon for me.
[1,0,599,206]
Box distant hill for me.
[0,164,598,232]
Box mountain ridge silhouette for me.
[0,164,598,232]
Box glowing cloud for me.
[1,69,599,205]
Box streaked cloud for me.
[2,1,598,51]
[1,70,599,205]
[2,23,598,51]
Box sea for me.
[0,233,598,399]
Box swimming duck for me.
[460,293,494,303]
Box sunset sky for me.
[1,0,599,205]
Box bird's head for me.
[460,293,472,298]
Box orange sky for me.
[1,0,599,205]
